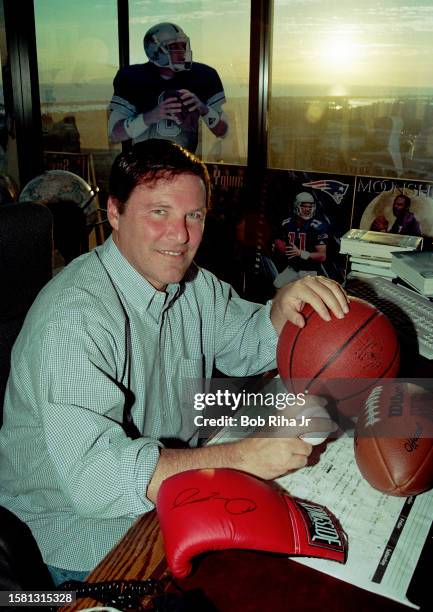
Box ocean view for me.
[30,82,433,113]
[2,79,428,173]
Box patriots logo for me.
[302,180,349,205]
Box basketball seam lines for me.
[289,309,316,380]
[304,311,380,393]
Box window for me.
[128,0,250,164]
[269,0,433,181]
[34,0,119,190]
[0,6,19,195]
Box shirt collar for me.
[96,236,181,316]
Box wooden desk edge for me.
[60,510,167,611]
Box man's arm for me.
[406,214,422,237]
[147,391,338,503]
[201,106,229,138]
[41,316,331,511]
[147,273,346,504]
[108,93,183,143]
[147,435,312,503]
[178,89,228,138]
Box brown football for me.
[161,89,189,123]
[354,382,433,496]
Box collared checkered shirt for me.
[0,236,277,571]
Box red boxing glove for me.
[156,468,347,578]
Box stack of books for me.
[339,229,423,280]
[391,251,433,297]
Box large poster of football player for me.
[260,170,355,287]
[353,176,433,247]
[108,22,228,154]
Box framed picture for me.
[251,169,355,295]
[353,176,433,248]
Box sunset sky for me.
[33,0,433,97]
[272,0,433,94]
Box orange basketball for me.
[277,297,400,405]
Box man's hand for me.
[270,275,349,334]
[286,242,302,258]
[178,89,228,137]
[178,89,208,115]
[271,395,338,445]
[142,97,183,125]
[232,396,338,479]
[232,436,312,480]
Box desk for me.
[62,511,166,611]
[61,506,430,612]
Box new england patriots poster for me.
[253,169,355,296]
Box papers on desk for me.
[276,433,432,609]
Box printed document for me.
[210,429,432,608]
[277,434,432,609]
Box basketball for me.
[276,297,400,405]
[354,383,433,496]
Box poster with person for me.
[255,169,355,293]
[352,176,433,248]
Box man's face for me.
[167,41,187,64]
[393,196,409,218]
[297,202,314,221]
[108,174,206,291]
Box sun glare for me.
[320,36,359,72]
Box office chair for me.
[0,202,52,421]
[19,169,101,263]
[0,203,54,595]
[46,198,88,263]
[0,506,54,591]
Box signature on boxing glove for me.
[172,487,257,515]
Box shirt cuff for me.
[131,440,163,511]
[251,300,278,370]
[250,300,278,373]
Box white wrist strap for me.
[124,114,149,139]
[300,250,310,260]
[202,107,220,128]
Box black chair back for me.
[0,202,52,421]
[0,506,54,591]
